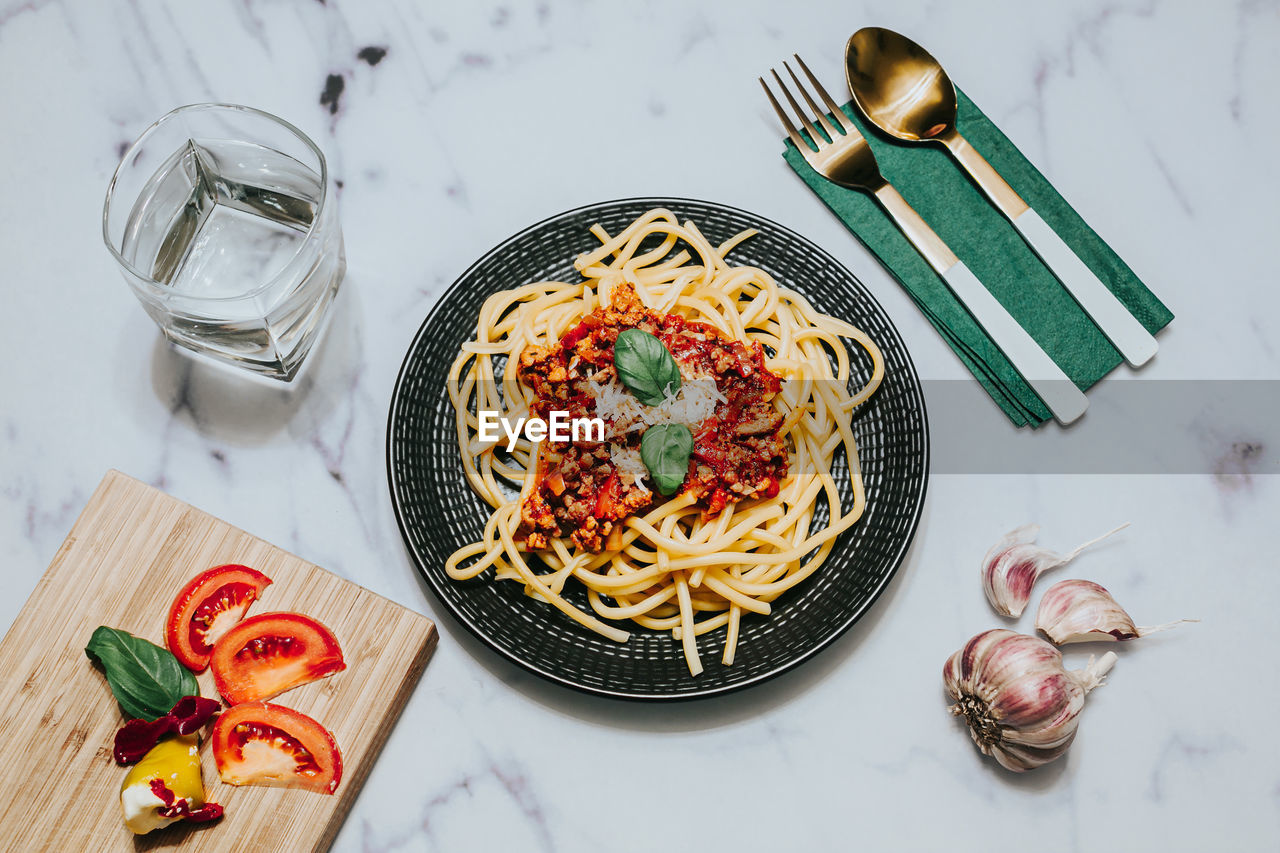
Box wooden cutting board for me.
[0,470,437,852]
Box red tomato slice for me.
[211,612,345,705]
[166,564,273,672]
[211,702,342,794]
[593,472,622,518]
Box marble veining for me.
[0,1,1276,851]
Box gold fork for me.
[761,55,1088,426]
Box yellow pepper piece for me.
[119,734,205,835]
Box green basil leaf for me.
[85,626,198,721]
[640,423,693,496]
[614,328,681,407]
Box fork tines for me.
[760,54,859,152]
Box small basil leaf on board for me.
[640,423,694,496]
[614,328,681,407]
[85,626,199,721]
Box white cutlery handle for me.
[1012,208,1158,367]
[942,261,1089,425]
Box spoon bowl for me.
[846,27,957,143]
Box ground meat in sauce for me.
[517,282,786,552]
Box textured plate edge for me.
[385,196,931,702]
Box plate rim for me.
[386,195,930,701]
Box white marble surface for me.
[1,1,1276,850]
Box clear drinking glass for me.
[103,104,346,381]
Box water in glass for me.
[117,137,344,380]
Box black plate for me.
[387,198,929,700]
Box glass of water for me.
[103,104,346,381]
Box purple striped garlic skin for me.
[1036,579,1193,645]
[981,522,1130,618]
[981,525,1043,617]
[943,628,1117,772]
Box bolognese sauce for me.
[516,282,786,552]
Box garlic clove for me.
[1004,736,1076,767]
[943,628,1117,772]
[988,669,1080,734]
[980,525,1041,618]
[1035,579,1195,645]
[981,522,1130,618]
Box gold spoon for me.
[846,27,1157,367]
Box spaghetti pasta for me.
[445,208,884,675]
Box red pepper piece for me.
[114,695,222,764]
[149,779,224,823]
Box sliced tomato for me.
[166,564,272,672]
[593,472,623,518]
[558,319,593,350]
[211,612,345,705]
[211,702,342,794]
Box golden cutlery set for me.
[762,28,1160,426]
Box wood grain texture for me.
[0,471,437,852]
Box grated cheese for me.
[609,443,651,493]
[589,365,725,435]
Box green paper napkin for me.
[783,89,1173,427]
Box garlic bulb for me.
[943,629,1117,772]
[1036,579,1194,644]
[981,522,1129,617]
